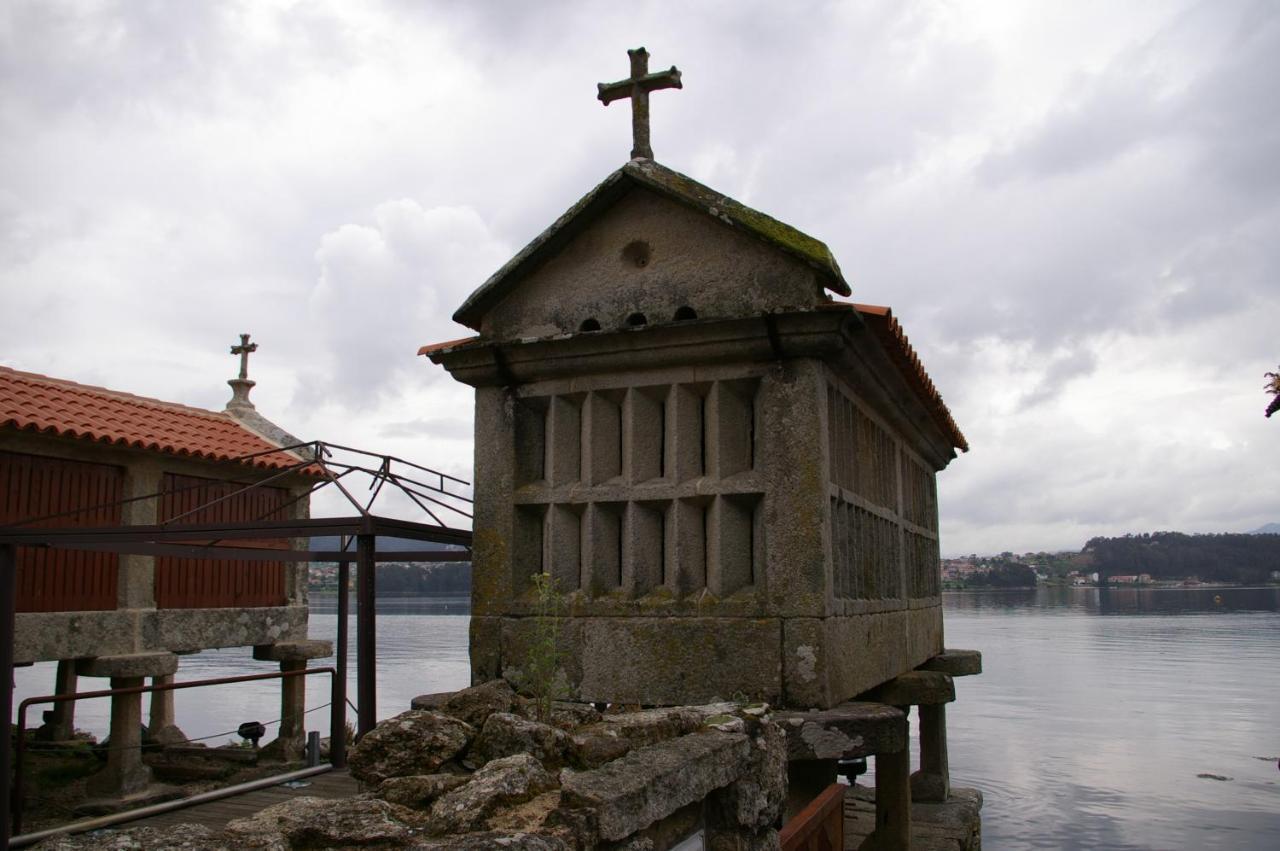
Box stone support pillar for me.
[78,652,177,800]
[147,672,186,746]
[911,704,950,802]
[254,639,334,762]
[86,675,150,797]
[45,659,78,740]
[862,670,956,806]
[874,746,912,850]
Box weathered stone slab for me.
[561,731,752,841]
[861,671,954,706]
[429,753,557,835]
[348,710,474,784]
[440,679,517,728]
[471,712,572,768]
[224,796,420,847]
[774,702,905,761]
[34,823,257,850]
[414,831,570,850]
[707,720,787,830]
[377,773,469,809]
[77,652,177,679]
[569,726,632,769]
[252,639,333,662]
[411,691,453,711]
[919,649,983,678]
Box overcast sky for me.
[2,0,1276,556]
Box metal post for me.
[331,560,349,767]
[2,543,17,849]
[356,534,376,737]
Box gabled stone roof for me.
[0,366,310,472]
[453,159,850,330]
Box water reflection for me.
[943,585,1280,615]
[945,588,1280,850]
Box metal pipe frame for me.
[10,667,337,838]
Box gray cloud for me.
[2,0,1276,554]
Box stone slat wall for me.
[826,379,941,603]
[511,379,763,601]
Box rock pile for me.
[39,680,786,850]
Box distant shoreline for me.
[943,584,1279,593]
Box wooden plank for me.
[0,450,122,612]
[155,473,290,609]
[781,782,844,851]
[125,770,360,832]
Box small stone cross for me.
[597,47,682,160]
[230,333,258,381]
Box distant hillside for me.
[1085,532,1280,584]
[1249,523,1280,535]
[309,535,465,554]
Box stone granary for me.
[0,347,331,803]
[424,156,968,710]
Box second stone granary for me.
[426,158,968,709]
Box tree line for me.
[1084,532,1280,584]
[309,562,472,595]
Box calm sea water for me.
[12,587,1280,848]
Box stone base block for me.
[845,785,983,851]
[484,609,944,709]
[783,608,942,709]
[496,616,783,706]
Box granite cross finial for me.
[597,47,682,161]
[230,333,258,381]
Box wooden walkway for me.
[124,769,361,832]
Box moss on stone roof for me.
[623,160,847,292]
[453,159,850,330]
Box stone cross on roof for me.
[230,333,258,381]
[597,47,682,161]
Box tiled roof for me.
[845,304,968,453]
[0,366,310,472]
[417,336,480,357]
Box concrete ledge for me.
[253,639,334,662]
[774,701,905,761]
[78,652,178,679]
[861,671,954,706]
[919,649,983,677]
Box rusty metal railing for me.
[11,666,339,837]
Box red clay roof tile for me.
[0,366,309,472]
[848,303,968,453]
